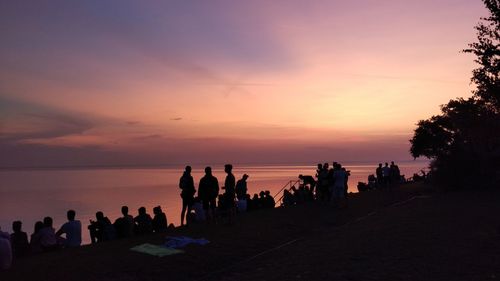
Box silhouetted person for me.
[390,161,401,183]
[10,221,29,258]
[331,163,347,208]
[263,190,275,208]
[114,206,134,238]
[0,227,12,270]
[222,164,236,224]
[318,163,330,200]
[39,217,59,251]
[236,174,249,200]
[376,163,383,187]
[29,221,44,253]
[89,211,115,243]
[198,166,219,222]
[283,189,295,207]
[134,207,153,235]
[179,166,196,226]
[56,210,82,248]
[382,162,391,187]
[299,174,316,193]
[152,206,168,232]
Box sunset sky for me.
[0,0,487,167]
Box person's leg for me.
[180,199,187,226]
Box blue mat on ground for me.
[164,236,210,249]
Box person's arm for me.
[55,224,65,237]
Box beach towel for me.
[164,236,210,249]
[130,243,184,257]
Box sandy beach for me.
[2,182,499,281]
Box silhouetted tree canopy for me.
[410,0,500,189]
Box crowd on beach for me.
[0,161,405,270]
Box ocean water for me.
[0,161,428,244]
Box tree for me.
[410,0,500,189]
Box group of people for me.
[282,162,350,207]
[358,161,402,191]
[0,210,82,270]
[0,205,171,270]
[88,205,170,244]
[178,164,276,226]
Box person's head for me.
[185,166,192,174]
[34,221,44,234]
[121,206,129,216]
[385,162,389,167]
[204,166,212,175]
[12,221,22,233]
[242,174,249,180]
[379,163,382,167]
[67,210,76,221]
[224,164,232,173]
[391,161,395,165]
[96,211,104,221]
[259,191,265,197]
[265,190,270,196]
[153,206,161,215]
[299,174,304,179]
[317,163,322,169]
[138,206,146,215]
[323,163,329,169]
[43,216,53,227]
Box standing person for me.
[179,166,196,226]
[390,161,401,184]
[222,164,236,224]
[382,162,391,188]
[56,210,82,248]
[318,163,330,201]
[376,163,383,188]
[198,167,219,223]
[235,174,249,200]
[332,164,347,208]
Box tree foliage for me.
[410,0,500,189]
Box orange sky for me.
[0,1,487,166]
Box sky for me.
[0,0,488,167]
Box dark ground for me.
[2,182,499,281]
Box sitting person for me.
[152,206,168,233]
[134,207,153,235]
[0,228,12,270]
[29,221,44,253]
[263,190,276,209]
[114,206,135,239]
[56,210,82,248]
[282,189,295,207]
[38,217,58,251]
[10,221,29,258]
[88,211,115,243]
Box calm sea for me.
[0,161,428,244]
